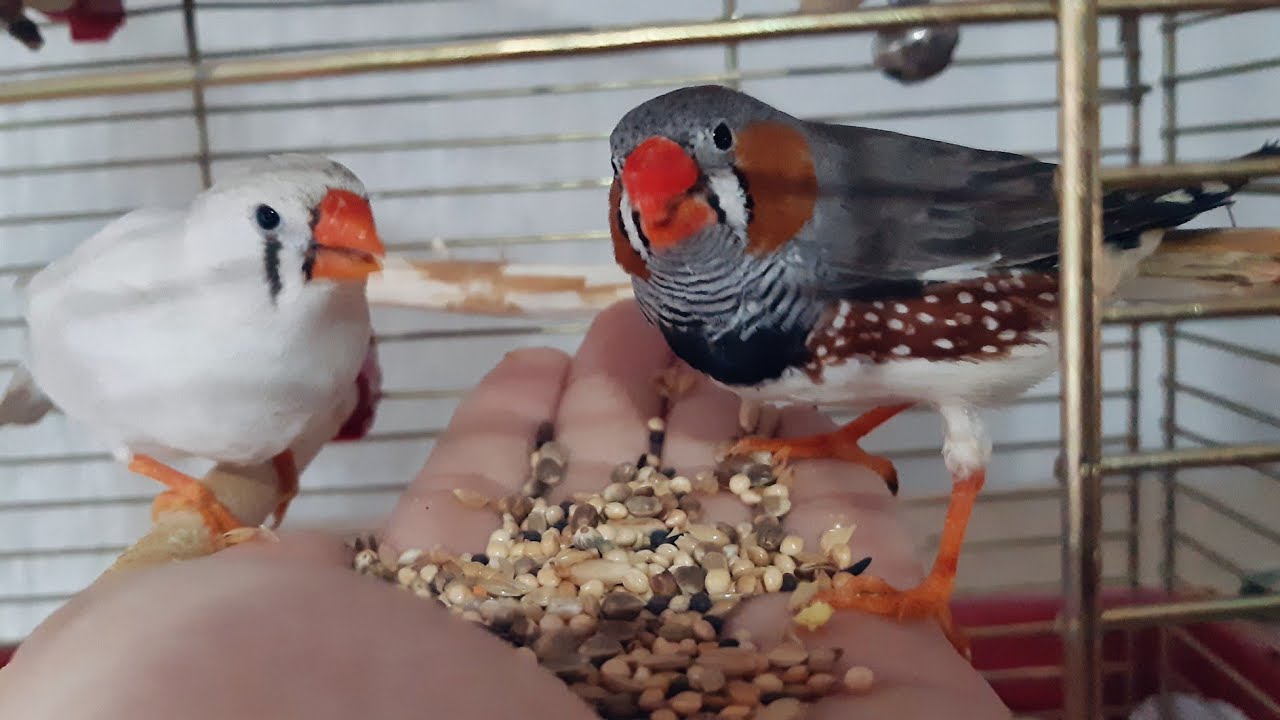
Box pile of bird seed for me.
[351,417,876,719]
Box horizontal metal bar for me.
[1098,444,1280,474]
[1178,483,1280,548]
[1098,156,1280,189]
[1175,329,1280,367]
[1176,531,1249,580]
[1170,426,1280,485]
[0,0,1268,105]
[1103,294,1280,323]
[1103,595,1280,627]
[1168,55,1280,85]
[1170,117,1280,138]
[1173,381,1280,432]
[1169,626,1280,716]
[933,530,1128,554]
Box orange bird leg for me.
[269,450,299,530]
[814,469,986,658]
[132,454,246,539]
[728,403,913,495]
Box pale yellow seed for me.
[540,614,565,633]
[616,527,638,547]
[664,509,688,529]
[671,476,692,494]
[655,544,679,562]
[844,665,875,693]
[578,579,605,598]
[396,566,418,586]
[604,501,629,520]
[604,548,630,564]
[488,529,512,545]
[537,565,560,588]
[544,505,565,527]
[671,551,694,568]
[780,535,805,557]
[444,582,470,606]
[705,568,732,594]
[623,569,651,594]
[729,473,751,495]
[774,554,797,574]
[597,524,617,542]
[730,557,755,577]
[669,594,691,612]
[761,484,788,499]
[737,574,760,595]
[485,543,510,560]
[397,548,424,567]
[515,573,540,592]
[763,566,784,593]
[419,564,439,584]
[588,497,606,512]
[830,545,854,569]
[569,613,596,633]
[819,524,855,553]
[740,490,763,505]
[747,546,770,566]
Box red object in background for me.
[39,0,125,42]
[4,589,1279,712]
[332,338,381,442]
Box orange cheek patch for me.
[609,178,650,279]
[735,121,819,256]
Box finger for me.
[382,347,571,555]
[552,301,672,501]
[729,595,1006,719]
[661,367,741,472]
[776,405,925,588]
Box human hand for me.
[0,301,1009,719]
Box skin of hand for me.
[0,301,1010,720]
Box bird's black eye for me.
[712,122,733,151]
[254,204,281,231]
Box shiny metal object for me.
[873,0,959,83]
[1055,0,1105,713]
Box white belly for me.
[26,282,371,466]
[731,331,1060,410]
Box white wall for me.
[0,0,1277,643]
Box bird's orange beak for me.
[310,189,385,282]
[620,136,716,250]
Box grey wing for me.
[794,123,1264,298]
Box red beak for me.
[620,137,716,249]
[310,189,385,282]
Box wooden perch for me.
[365,228,1280,318]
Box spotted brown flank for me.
[735,121,818,257]
[803,272,1060,376]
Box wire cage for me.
[1,1,1280,718]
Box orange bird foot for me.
[131,454,275,549]
[812,468,986,659]
[727,403,913,495]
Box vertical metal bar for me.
[722,0,741,89]
[1057,0,1105,716]
[182,0,213,188]
[1120,14,1143,593]
[1159,12,1179,595]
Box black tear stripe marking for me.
[705,188,729,225]
[264,234,283,301]
[731,166,754,223]
[631,210,652,250]
[302,205,319,283]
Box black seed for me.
[666,676,692,698]
[690,592,712,613]
[649,529,670,548]
[718,638,740,647]
[646,595,673,614]
[846,557,873,576]
[522,530,543,542]
[471,554,489,565]
[706,615,725,634]
[534,420,555,446]
[781,573,799,592]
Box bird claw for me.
[218,525,280,549]
[815,574,971,660]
